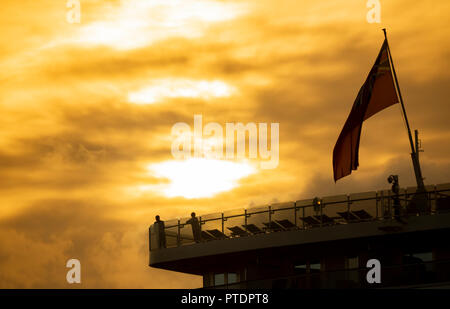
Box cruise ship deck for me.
[149,183,450,288]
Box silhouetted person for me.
[186,212,202,243]
[154,215,166,249]
[388,175,401,221]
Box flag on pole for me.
[333,39,399,181]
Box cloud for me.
[0,200,201,288]
[0,0,449,288]
[66,0,249,50]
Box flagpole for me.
[382,28,425,189]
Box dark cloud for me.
[0,0,449,288]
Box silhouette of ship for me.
[149,32,450,288]
[149,183,450,288]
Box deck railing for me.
[149,183,450,251]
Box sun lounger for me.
[337,211,359,222]
[227,226,249,237]
[243,224,264,234]
[352,209,373,221]
[207,229,228,239]
[313,214,335,225]
[275,219,297,230]
[201,231,215,241]
[300,216,320,227]
[262,221,284,232]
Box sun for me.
[147,158,257,199]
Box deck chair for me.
[201,231,215,241]
[227,226,249,237]
[352,209,373,221]
[207,229,228,239]
[337,211,359,222]
[275,219,297,230]
[262,221,284,232]
[300,216,320,227]
[243,224,264,234]
[313,214,335,225]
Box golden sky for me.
[0,0,449,288]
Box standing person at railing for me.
[388,175,402,221]
[154,215,166,249]
[186,212,202,243]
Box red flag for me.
[333,39,399,181]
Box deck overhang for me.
[150,213,450,275]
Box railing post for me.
[177,220,181,247]
[347,195,351,213]
[244,209,248,233]
[388,190,392,218]
[221,213,224,234]
[302,207,305,229]
[268,206,272,229]
[376,192,379,219]
[320,200,323,227]
[432,185,437,213]
[294,202,297,227]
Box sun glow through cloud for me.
[2,0,450,289]
[148,158,257,198]
[71,0,248,50]
[128,79,236,104]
